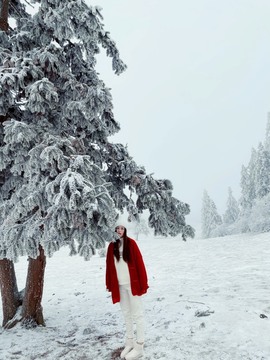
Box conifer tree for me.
[264,112,270,152]
[255,142,270,199]
[0,0,194,328]
[201,190,222,239]
[223,187,239,224]
[239,148,257,213]
[239,165,250,212]
[133,217,150,241]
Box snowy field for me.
[0,232,269,360]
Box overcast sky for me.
[87,0,270,229]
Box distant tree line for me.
[201,115,270,238]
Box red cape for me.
[106,238,149,304]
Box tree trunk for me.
[0,259,21,328]
[0,0,10,32]
[0,0,47,330]
[0,246,47,329]
[21,245,46,328]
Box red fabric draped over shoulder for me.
[106,237,149,304]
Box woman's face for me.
[116,225,125,237]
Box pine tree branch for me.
[22,0,34,8]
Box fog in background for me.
[88,0,270,231]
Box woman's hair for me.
[114,227,131,263]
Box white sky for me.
[88,0,270,228]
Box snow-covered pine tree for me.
[133,216,150,241]
[201,190,222,239]
[223,187,240,225]
[239,165,250,213]
[255,142,270,199]
[0,0,194,328]
[239,148,257,213]
[238,117,270,233]
[248,192,270,233]
[264,112,270,152]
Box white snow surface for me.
[0,232,269,360]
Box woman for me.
[106,224,149,359]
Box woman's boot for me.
[125,341,144,359]
[120,338,134,359]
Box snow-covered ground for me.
[0,232,269,360]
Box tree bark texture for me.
[0,259,20,328]
[0,246,47,329]
[0,0,10,32]
[21,245,46,327]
